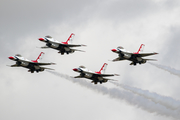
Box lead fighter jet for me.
[111,44,158,65]
[73,63,119,84]
[38,33,86,55]
[8,52,55,73]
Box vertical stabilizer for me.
[136,44,145,54]
[98,63,108,74]
[66,33,75,44]
[32,52,44,63]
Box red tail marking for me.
[95,63,108,74]
[134,44,145,54]
[32,52,44,63]
[61,33,75,44]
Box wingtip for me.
[114,74,120,76]
[81,44,87,47]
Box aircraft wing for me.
[15,57,55,66]
[112,57,126,62]
[81,70,119,77]
[32,62,56,66]
[48,40,85,47]
[62,44,85,47]
[94,73,119,77]
[74,75,84,78]
[133,52,158,57]
[41,46,50,48]
[7,64,20,67]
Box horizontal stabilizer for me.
[81,44,87,47]
[41,67,55,70]
[144,59,157,61]
[72,49,85,52]
[107,79,118,81]
[114,74,120,76]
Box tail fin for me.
[98,63,108,74]
[32,52,45,63]
[136,44,145,54]
[66,33,75,44]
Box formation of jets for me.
[8,33,158,84]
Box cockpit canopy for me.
[15,54,22,57]
[79,66,86,68]
[45,35,52,38]
[117,46,124,49]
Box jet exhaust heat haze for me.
[47,70,180,119]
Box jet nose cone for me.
[8,56,14,60]
[111,49,117,52]
[39,38,45,41]
[73,68,78,71]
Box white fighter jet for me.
[111,44,158,65]
[38,33,86,55]
[73,63,119,84]
[8,52,55,73]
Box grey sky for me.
[1,0,180,120]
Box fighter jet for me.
[8,52,55,73]
[111,44,158,65]
[73,63,119,84]
[38,33,86,55]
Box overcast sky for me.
[1,0,180,120]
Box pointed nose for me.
[39,38,45,41]
[73,68,78,71]
[111,49,117,52]
[8,56,14,60]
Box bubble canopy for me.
[45,35,52,38]
[79,66,86,68]
[15,54,22,57]
[117,46,124,49]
